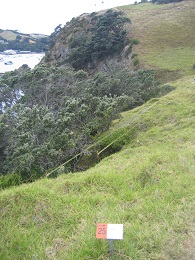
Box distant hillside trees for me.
[67,10,131,69]
[4,38,50,52]
[151,0,183,4]
[0,30,50,52]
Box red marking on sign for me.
[96,223,107,239]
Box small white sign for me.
[96,223,124,240]
[107,224,124,240]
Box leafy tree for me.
[16,35,22,41]
[49,24,62,47]
[67,10,131,69]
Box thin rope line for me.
[45,100,159,177]
[97,100,158,155]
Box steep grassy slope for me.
[0,76,194,259]
[0,2,195,259]
[119,1,195,77]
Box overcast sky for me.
[0,0,136,35]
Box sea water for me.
[0,53,45,73]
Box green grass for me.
[0,31,17,41]
[0,76,194,259]
[1,2,195,259]
[143,47,195,73]
[119,1,195,76]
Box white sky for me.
[0,0,136,35]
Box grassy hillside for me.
[0,1,195,259]
[0,30,19,41]
[0,29,50,52]
[0,30,48,42]
[119,1,195,78]
[0,76,194,259]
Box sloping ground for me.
[0,29,49,53]
[0,30,18,41]
[0,2,195,259]
[0,30,46,42]
[119,1,195,77]
[0,76,194,259]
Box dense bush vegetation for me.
[0,62,173,184]
[0,10,175,187]
[67,10,131,69]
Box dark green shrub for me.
[0,173,21,190]
[131,38,140,45]
[157,84,175,97]
[133,58,139,66]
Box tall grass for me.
[1,1,195,259]
[0,76,194,259]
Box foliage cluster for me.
[0,62,169,184]
[0,173,21,189]
[67,10,131,69]
[4,37,50,52]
